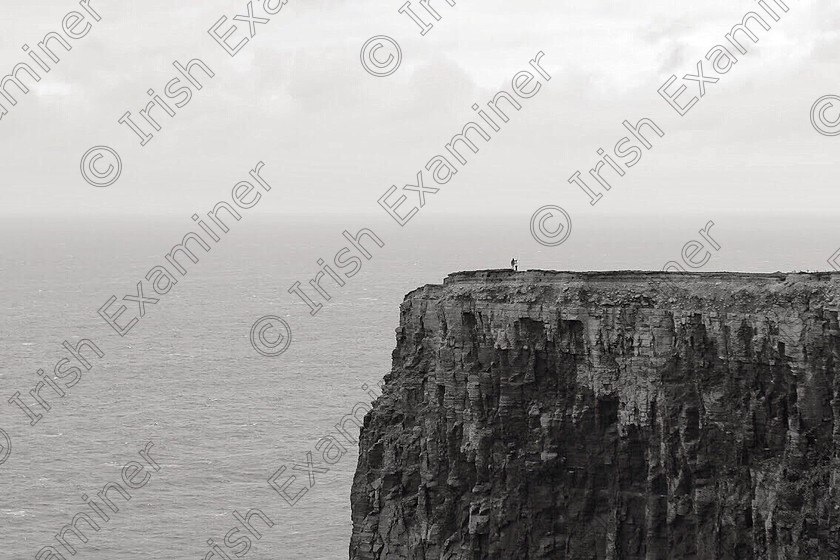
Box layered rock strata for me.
[350,270,840,559]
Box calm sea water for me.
[0,213,835,558]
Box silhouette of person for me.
[511,258,518,271]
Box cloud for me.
[0,0,838,216]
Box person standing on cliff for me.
[510,258,518,271]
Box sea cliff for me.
[349,270,840,559]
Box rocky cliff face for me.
[349,271,840,560]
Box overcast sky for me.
[0,0,838,218]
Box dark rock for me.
[350,270,840,559]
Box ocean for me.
[0,212,836,559]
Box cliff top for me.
[404,269,840,311]
[445,269,840,282]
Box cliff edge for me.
[349,270,840,559]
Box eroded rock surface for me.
[350,270,840,559]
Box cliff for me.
[349,270,840,560]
